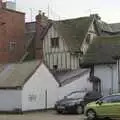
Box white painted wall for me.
[43,25,79,70]
[58,71,92,100]
[81,22,97,54]
[94,64,118,96]
[0,90,21,111]
[22,63,59,111]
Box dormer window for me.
[86,34,91,44]
[51,37,59,48]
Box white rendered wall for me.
[58,72,92,100]
[94,64,118,96]
[22,63,58,111]
[0,90,21,111]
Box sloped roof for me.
[0,61,40,89]
[95,20,120,36]
[25,22,36,32]
[53,69,89,86]
[81,36,120,65]
[53,17,93,50]
[25,22,36,48]
[109,23,120,32]
[24,32,35,49]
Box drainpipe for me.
[117,59,120,92]
[107,65,114,94]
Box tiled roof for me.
[53,69,89,86]
[25,22,36,32]
[109,23,120,32]
[81,36,120,65]
[0,61,40,88]
[53,16,93,51]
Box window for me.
[86,34,91,44]
[9,41,16,51]
[110,95,120,102]
[28,94,37,102]
[100,95,120,103]
[66,91,86,99]
[100,96,113,103]
[53,65,58,70]
[51,37,59,48]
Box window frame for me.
[51,37,59,48]
[100,95,120,103]
[86,34,91,44]
[9,41,16,51]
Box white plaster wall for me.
[94,64,118,96]
[43,26,68,53]
[58,72,92,100]
[0,90,21,111]
[22,63,59,111]
[81,22,97,54]
[43,25,79,70]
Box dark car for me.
[55,91,102,114]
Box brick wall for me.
[0,9,25,63]
[35,12,48,60]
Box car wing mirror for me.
[96,100,103,105]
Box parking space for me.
[0,111,85,120]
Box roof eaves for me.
[21,61,42,88]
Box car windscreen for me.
[84,92,102,100]
[66,91,86,99]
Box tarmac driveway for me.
[0,111,85,120]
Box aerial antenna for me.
[88,9,92,15]
[48,3,50,18]
[29,8,33,22]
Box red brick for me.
[0,9,25,63]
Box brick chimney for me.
[35,10,48,60]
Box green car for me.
[85,93,120,120]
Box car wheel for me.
[87,109,96,120]
[57,110,63,114]
[76,105,83,114]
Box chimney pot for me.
[38,10,41,15]
[36,10,42,22]
[42,12,45,16]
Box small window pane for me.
[9,41,16,51]
[86,34,91,44]
[101,96,112,103]
[111,95,120,102]
[51,37,59,48]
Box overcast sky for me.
[15,0,120,23]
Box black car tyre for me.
[76,105,83,114]
[86,109,96,120]
[56,110,63,114]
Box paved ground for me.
[0,111,85,120]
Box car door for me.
[108,95,120,118]
[95,96,114,117]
